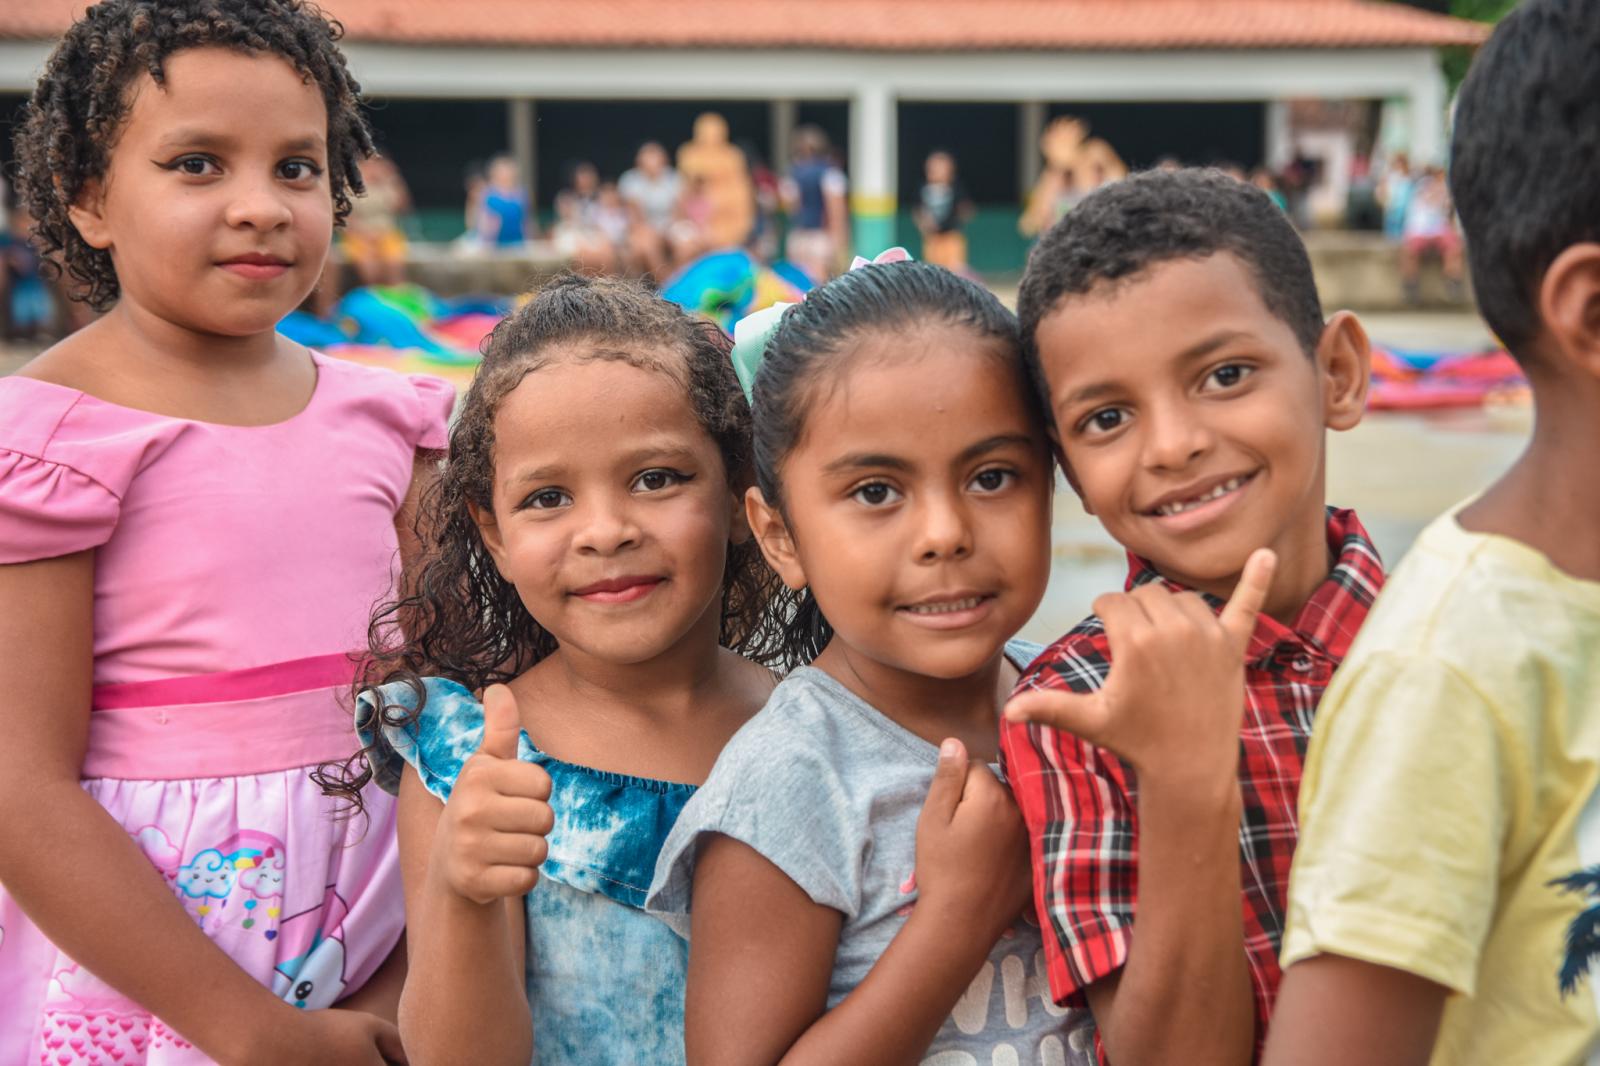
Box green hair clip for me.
[727,247,913,403]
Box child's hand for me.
[269,1008,406,1064]
[912,738,1032,940]
[430,684,554,906]
[1004,548,1277,792]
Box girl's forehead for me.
[494,353,703,438]
[117,47,326,145]
[792,342,1038,456]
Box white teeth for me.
[904,596,983,615]
[1155,476,1248,517]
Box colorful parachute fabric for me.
[660,249,811,332]
[1366,345,1528,411]
[278,284,508,389]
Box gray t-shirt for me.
[647,641,1096,1064]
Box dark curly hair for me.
[318,275,800,808]
[1017,168,1325,414]
[1449,0,1600,364]
[750,260,1038,662]
[11,0,372,311]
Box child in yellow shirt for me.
[1265,2,1600,1064]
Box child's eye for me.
[278,159,323,182]
[1205,364,1254,390]
[164,155,220,177]
[631,468,691,493]
[851,482,903,507]
[1079,407,1128,436]
[969,468,1015,493]
[521,489,571,511]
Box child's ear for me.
[1315,311,1372,432]
[468,500,512,579]
[1048,424,1093,515]
[744,486,807,591]
[1539,242,1600,380]
[65,177,113,251]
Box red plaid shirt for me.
[1000,508,1383,1054]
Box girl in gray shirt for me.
[647,259,1095,1064]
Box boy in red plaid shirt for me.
[999,169,1383,1065]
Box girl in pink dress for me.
[0,2,451,1062]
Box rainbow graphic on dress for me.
[133,826,287,939]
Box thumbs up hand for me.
[431,684,555,906]
[912,738,1032,942]
[1005,549,1277,790]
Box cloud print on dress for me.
[237,849,287,898]
[175,848,237,899]
[131,825,182,873]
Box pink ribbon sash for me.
[85,654,363,780]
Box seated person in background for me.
[1399,165,1465,305]
[480,154,531,248]
[619,142,681,278]
[552,162,620,276]
[342,154,411,289]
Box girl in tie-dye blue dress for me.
[326,277,799,1065]
[358,678,697,1060]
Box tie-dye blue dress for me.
[358,677,691,1065]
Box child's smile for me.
[896,590,998,630]
[569,574,667,605]
[1141,470,1259,528]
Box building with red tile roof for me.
[0,0,1487,262]
[0,0,1490,51]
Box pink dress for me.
[0,353,453,1064]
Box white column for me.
[1018,100,1046,200]
[1407,59,1448,167]
[770,98,798,175]
[509,97,537,207]
[1265,99,1293,171]
[849,82,898,256]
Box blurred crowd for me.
[1,110,1470,342]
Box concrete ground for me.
[1,309,1520,642]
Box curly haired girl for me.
[0,2,450,1062]
[334,274,796,1065]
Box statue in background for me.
[1020,116,1127,237]
[678,112,755,250]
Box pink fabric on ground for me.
[0,352,452,1064]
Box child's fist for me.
[913,738,1032,941]
[1005,548,1276,790]
[432,684,554,905]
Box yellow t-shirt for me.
[1282,508,1600,1065]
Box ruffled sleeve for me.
[0,380,134,564]
[356,676,507,800]
[0,448,122,564]
[407,374,455,452]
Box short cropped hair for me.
[1016,168,1324,410]
[1449,0,1600,361]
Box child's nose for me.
[224,177,294,231]
[573,497,641,555]
[914,493,974,562]
[1142,405,1216,471]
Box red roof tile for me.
[0,0,1491,51]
